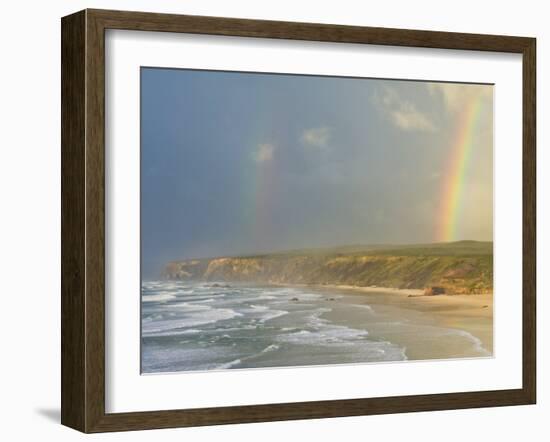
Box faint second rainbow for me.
[436,93,486,242]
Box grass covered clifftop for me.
[164,241,493,294]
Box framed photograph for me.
[61,9,536,433]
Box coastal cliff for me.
[164,241,493,294]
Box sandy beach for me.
[304,284,493,361]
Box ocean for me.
[141,280,490,374]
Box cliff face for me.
[164,242,493,294]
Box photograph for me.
[140,67,494,374]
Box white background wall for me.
[0,1,546,440]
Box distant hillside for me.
[164,241,493,294]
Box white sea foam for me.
[230,295,275,303]
[150,328,203,337]
[178,328,202,334]
[142,308,242,335]
[277,324,370,346]
[453,329,491,356]
[143,282,180,291]
[216,324,259,332]
[304,308,333,327]
[170,302,212,312]
[259,309,288,323]
[355,304,375,312]
[215,343,282,370]
[216,359,242,369]
[174,289,195,295]
[142,293,176,302]
[261,344,280,354]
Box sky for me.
[141,68,493,277]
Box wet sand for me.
[291,284,493,361]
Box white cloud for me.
[427,83,492,114]
[377,87,436,132]
[301,127,331,148]
[254,143,275,163]
[391,103,436,131]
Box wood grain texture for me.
[89,8,532,52]
[522,38,536,403]
[61,10,86,432]
[84,9,107,432]
[60,8,537,433]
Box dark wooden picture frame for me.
[61,8,536,433]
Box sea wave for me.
[142,307,242,335]
[259,309,288,323]
[141,280,409,372]
[215,359,242,369]
[453,329,491,356]
[142,293,176,302]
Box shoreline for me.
[272,282,493,359]
[274,282,492,308]
[275,281,491,298]
[320,284,493,317]
[143,280,494,368]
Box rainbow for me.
[436,94,485,242]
